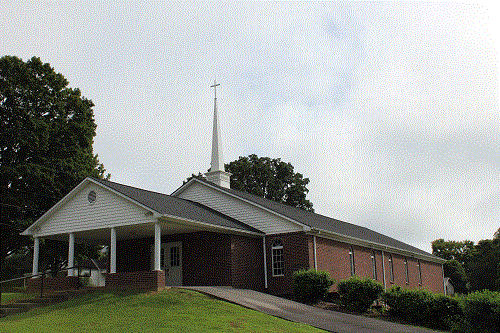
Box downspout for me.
[263,236,268,289]
[313,235,317,270]
[382,250,387,290]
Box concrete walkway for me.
[182,286,444,333]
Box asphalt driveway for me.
[183,286,444,333]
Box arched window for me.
[349,246,355,276]
[272,239,284,276]
[404,258,409,284]
[371,250,377,280]
[388,255,394,282]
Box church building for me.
[22,84,445,295]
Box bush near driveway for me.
[337,276,383,313]
[382,286,461,330]
[293,269,334,304]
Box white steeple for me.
[205,80,231,188]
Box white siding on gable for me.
[36,183,156,237]
[177,182,302,234]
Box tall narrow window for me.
[388,255,394,282]
[272,240,284,276]
[349,247,355,276]
[404,258,409,284]
[371,250,377,280]
[417,260,422,285]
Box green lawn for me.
[0,292,30,305]
[0,288,326,332]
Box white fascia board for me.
[21,178,92,236]
[182,178,311,232]
[159,214,264,238]
[170,178,195,197]
[21,177,160,236]
[307,228,446,264]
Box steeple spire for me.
[205,80,231,188]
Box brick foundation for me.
[105,270,165,291]
[26,276,80,292]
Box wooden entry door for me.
[162,242,182,286]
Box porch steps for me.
[0,288,93,318]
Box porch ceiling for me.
[41,219,208,245]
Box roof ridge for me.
[192,176,435,257]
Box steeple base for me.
[205,170,232,189]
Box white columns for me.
[67,233,75,276]
[154,222,161,271]
[32,237,40,277]
[110,227,117,274]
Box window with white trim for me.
[371,250,377,280]
[404,258,409,284]
[417,260,422,285]
[349,247,355,276]
[389,255,394,282]
[272,239,284,276]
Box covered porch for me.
[27,216,265,291]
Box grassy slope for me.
[0,288,326,333]
[1,293,27,305]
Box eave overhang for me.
[306,228,445,264]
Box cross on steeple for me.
[205,80,232,189]
[210,80,220,100]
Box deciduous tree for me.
[225,154,314,211]
[0,56,108,278]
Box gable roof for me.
[22,177,263,236]
[89,177,263,234]
[177,177,440,260]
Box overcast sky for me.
[2,1,498,252]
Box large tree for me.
[0,56,107,278]
[466,238,500,291]
[432,232,500,292]
[225,154,314,211]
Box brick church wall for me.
[105,270,165,291]
[115,231,232,287]
[266,232,310,295]
[230,234,264,290]
[265,231,443,295]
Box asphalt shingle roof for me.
[192,177,436,258]
[90,177,262,234]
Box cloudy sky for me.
[2,1,498,252]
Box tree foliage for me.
[444,259,468,294]
[467,238,500,292]
[432,239,474,266]
[225,154,314,211]
[0,56,108,277]
[433,233,500,292]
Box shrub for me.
[292,269,334,303]
[382,286,461,330]
[451,290,500,333]
[337,276,383,313]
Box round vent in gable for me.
[88,190,97,204]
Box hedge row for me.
[292,270,500,332]
[382,286,461,330]
[383,287,500,332]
